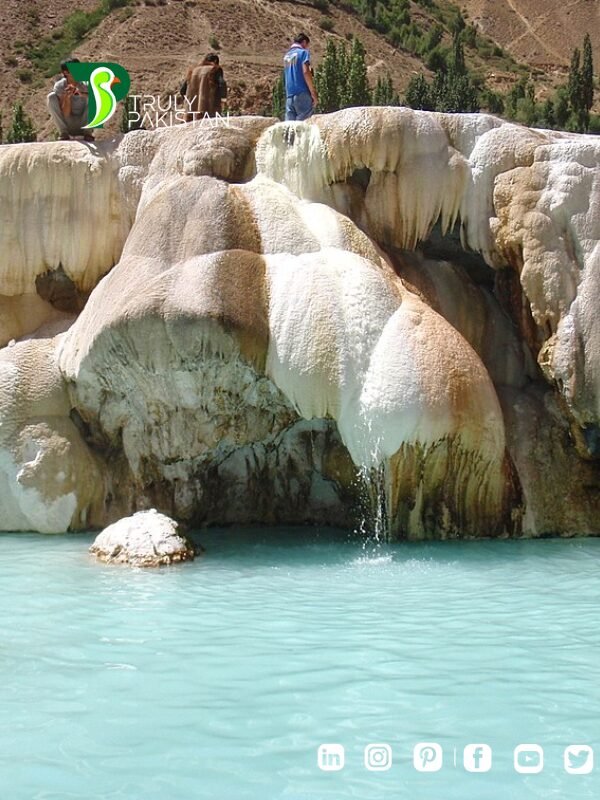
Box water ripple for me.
[1,530,600,799]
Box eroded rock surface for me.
[0,110,598,538]
[90,509,196,566]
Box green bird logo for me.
[85,67,121,129]
[67,61,130,128]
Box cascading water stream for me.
[352,416,391,549]
[356,460,389,545]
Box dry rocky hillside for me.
[0,0,598,138]
[461,0,599,71]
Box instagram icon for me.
[364,743,392,771]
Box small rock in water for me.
[90,509,198,567]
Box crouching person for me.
[47,58,94,142]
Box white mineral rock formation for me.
[0,337,106,532]
[0,140,129,345]
[90,509,196,566]
[0,108,598,538]
[256,110,600,457]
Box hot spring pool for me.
[1,529,599,799]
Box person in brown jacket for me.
[183,54,227,121]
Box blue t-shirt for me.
[284,44,310,97]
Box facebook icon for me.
[464,744,492,772]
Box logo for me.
[317,743,345,772]
[514,744,543,774]
[66,62,130,128]
[564,745,593,775]
[464,744,492,773]
[413,743,443,772]
[364,743,392,771]
[127,95,232,129]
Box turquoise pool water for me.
[1,529,599,800]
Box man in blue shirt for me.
[283,33,318,121]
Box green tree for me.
[509,77,537,124]
[449,10,466,36]
[422,23,443,53]
[515,95,537,126]
[434,71,480,113]
[554,86,570,128]
[271,72,285,120]
[373,74,399,105]
[6,103,37,143]
[343,37,371,107]
[315,38,341,113]
[567,46,586,131]
[567,47,581,105]
[120,95,144,133]
[364,0,376,16]
[338,38,349,79]
[426,45,448,73]
[451,30,466,75]
[374,4,391,34]
[404,73,434,110]
[582,33,594,131]
[481,89,504,115]
[462,24,477,49]
[539,98,555,129]
[506,76,527,118]
[431,30,480,114]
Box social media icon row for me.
[318,743,594,774]
[415,743,492,773]
[318,743,392,772]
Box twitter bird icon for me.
[564,745,594,774]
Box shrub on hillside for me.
[6,103,37,144]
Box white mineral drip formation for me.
[0,108,598,537]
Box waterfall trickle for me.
[356,461,390,547]
[351,417,391,546]
[255,121,331,202]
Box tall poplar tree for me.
[343,37,371,107]
[373,74,399,106]
[567,47,585,130]
[315,39,341,113]
[404,73,434,110]
[582,33,594,132]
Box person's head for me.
[60,57,80,80]
[203,53,220,65]
[293,33,310,49]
